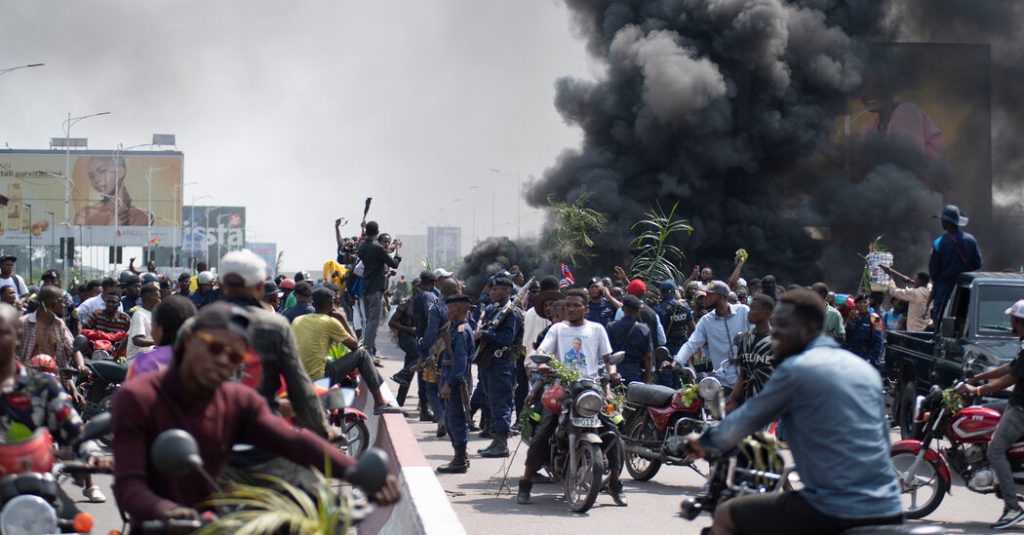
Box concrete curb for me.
[357,383,467,535]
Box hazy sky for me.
[0,1,593,271]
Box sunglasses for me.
[193,331,247,364]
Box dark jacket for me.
[357,238,401,294]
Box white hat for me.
[433,268,453,278]
[219,249,268,287]
[197,271,215,285]
[1005,299,1024,320]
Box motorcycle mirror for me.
[72,335,89,353]
[529,354,552,365]
[77,412,112,445]
[927,385,943,403]
[608,351,626,366]
[151,429,205,476]
[654,346,671,363]
[344,447,390,495]
[341,387,357,408]
[312,377,331,390]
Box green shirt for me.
[824,305,845,341]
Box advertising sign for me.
[247,242,278,275]
[427,226,461,268]
[0,150,184,246]
[181,205,246,270]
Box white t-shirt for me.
[538,320,612,380]
[0,274,28,298]
[126,307,154,359]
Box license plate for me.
[572,416,601,428]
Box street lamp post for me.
[171,182,198,268]
[145,166,172,262]
[61,111,110,280]
[469,185,495,238]
[45,211,55,265]
[453,198,476,246]
[25,203,32,284]
[491,168,522,241]
[0,63,44,77]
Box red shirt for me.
[112,366,355,523]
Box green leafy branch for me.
[629,202,692,287]
[546,192,607,264]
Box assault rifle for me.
[472,277,534,363]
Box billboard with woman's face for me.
[0,149,184,246]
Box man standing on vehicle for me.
[929,204,982,323]
[958,299,1024,529]
[883,267,932,332]
[685,289,903,535]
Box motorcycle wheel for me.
[898,381,920,440]
[624,417,662,481]
[564,442,604,513]
[890,450,946,519]
[335,418,370,459]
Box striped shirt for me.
[82,309,131,334]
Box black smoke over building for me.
[516,0,1013,288]
[455,237,538,298]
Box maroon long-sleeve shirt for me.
[112,366,355,523]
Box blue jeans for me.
[481,356,515,437]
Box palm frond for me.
[628,201,693,289]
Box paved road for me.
[64,327,1011,534]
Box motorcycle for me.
[890,382,1022,519]
[63,336,127,425]
[130,428,392,534]
[312,377,370,459]
[621,347,722,481]
[0,413,112,535]
[526,351,625,513]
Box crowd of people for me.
[4,201,1017,533]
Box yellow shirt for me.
[292,313,350,380]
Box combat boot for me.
[437,451,469,474]
[516,479,533,504]
[478,435,509,458]
[418,400,434,422]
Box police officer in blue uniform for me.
[437,294,475,473]
[654,279,695,387]
[845,294,884,368]
[410,271,439,421]
[608,295,653,384]
[475,278,523,458]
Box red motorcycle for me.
[890,382,1024,519]
[621,351,722,481]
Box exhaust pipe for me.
[624,443,663,462]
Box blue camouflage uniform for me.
[845,313,884,368]
[441,319,475,453]
[417,300,448,420]
[476,301,522,438]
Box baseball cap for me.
[626,279,646,297]
[279,278,296,290]
[708,280,731,297]
[190,302,251,342]
[1005,299,1024,320]
[220,249,268,287]
[433,268,453,278]
[622,294,643,310]
[418,270,437,284]
[197,271,215,285]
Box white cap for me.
[219,249,268,287]
[1005,299,1024,320]
[433,268,453,278]
[197,271,215,285]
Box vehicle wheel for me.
[890,450,946,519]
[565,442,604,513]
[624,417,662,481]
[335,418,370,458]
[898,381,919,440]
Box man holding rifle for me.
[474,278,524,458]
[436,294,475,473]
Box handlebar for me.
[140,519,207,534]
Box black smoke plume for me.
[518,0,1016,288]
[455,237,538,299]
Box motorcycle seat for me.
[88,359,127,384]
[983,400,1008,413]
[626,383,677,407]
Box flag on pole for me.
[149,236,160,247]
[559,263,575,289]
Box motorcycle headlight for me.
[575,390,604,418]
[698,376,722,401]
[0,495,58,535]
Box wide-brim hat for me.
[532,290,563,320]
[934,204,968,227]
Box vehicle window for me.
[947,287,970,337]
[976,285,1024,337]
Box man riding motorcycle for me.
[956,299,1024,529]
[111,303,401,527]
[517,288,626,506]
[685,289,902,535]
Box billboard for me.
[247,242,278,276]
[0,150,184,246]
[427,226,461,269]
[181,205,246,270]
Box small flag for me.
[559,263,575,289]
[149,236,160,247]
